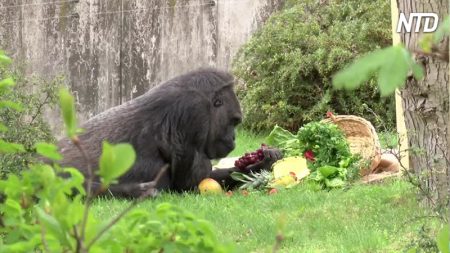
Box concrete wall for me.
[0,0,284,135]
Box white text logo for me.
[397,13,439,33]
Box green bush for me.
[0,63,60,177]
[233,0,395,132]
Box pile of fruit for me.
[198,115,362,196]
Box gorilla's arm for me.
[209,148,283,189]
[165,90,213,191]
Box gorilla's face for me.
[205,86,242,159]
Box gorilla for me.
[56,68,282,198]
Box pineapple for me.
[230,170,274,190]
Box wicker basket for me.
[322,115,381,175]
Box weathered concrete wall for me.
[0,0,284,135]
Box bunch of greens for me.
[296,122,351,171]
[267,122,360,189]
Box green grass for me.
[92,180,437,253]
[228,127,267,157]
[91,129,438,252]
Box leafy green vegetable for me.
[266,125,300,156]
[318,166,339,178]
[297,121,352,171]
[266,122,360,190]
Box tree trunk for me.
[397,0,449,206]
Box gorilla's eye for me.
[213,99,223,107]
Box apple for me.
[198,178,223,195]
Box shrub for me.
[0,64,60,177]
[233,0,395,132]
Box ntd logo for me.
[396,13,439,33]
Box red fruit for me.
[225,190,233,197]
[304,150,316,162]
[268,188,278,195]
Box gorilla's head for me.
[186,69,242,159]
[162,68,242,160]
[205,84,242,159]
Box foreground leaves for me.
[333,45,424,96]
[59,88,80,139]
[437,225,450,253]
[99,141,136,187]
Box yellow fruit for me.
[272,156,310,181]
[268,173,298,188]
[198,178,223,195]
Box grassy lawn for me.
[227,127,268,157]
[92,179,436,252]
[91,128,437,252]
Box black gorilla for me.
[57,68,281,197]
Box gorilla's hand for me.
[245,148,283,173]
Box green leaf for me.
[35,142,63,161]
[318,166,339,178]
[333,45,418,96]
[436,225,450,253]
[59,88,77,138]
[62,168,86,195]
[0,100,23,111]
[0,77,15,89]
[332,48,389,90]
[99,141,136,186]
[230,172,247,182]
[324,177,345,188]
[267,125,297,146]
[266,125,300,156]
[433,16,450,44]
[0,53,12,66]
[411,63,424,80]
[0,140,25,153]
[35,207,72,247]
[418,34,433,53]
[406,247,417,253]
[377,47,410,96]
[5,198,22,213]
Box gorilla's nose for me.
[231,114,242,126]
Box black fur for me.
[57,68,281,197]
